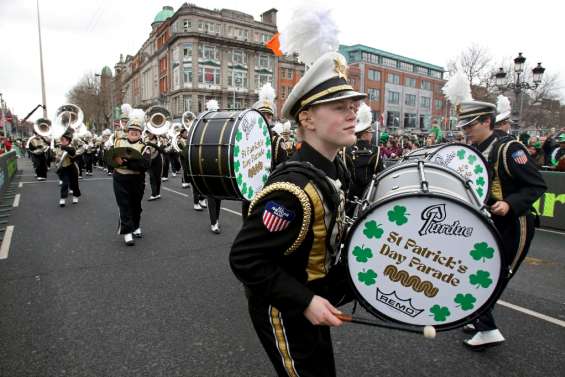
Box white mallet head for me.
[423,325,436,339]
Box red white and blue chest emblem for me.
[512,149,528,165]
[262,201,295,232]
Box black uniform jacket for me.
[230,142,351,317]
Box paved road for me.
[1,158,564,377]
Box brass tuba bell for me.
[145,106,171,136]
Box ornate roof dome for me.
[101,66,112,77]
[153,6,174,23]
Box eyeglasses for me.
[329,102,359,115]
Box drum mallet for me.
[336,313,436,339]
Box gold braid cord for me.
[383,265,438,298]
[248,182,312,255]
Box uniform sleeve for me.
[503,142,547,216]
[62,145,76,157]
[125,156,150,172]
[230,188,314,315]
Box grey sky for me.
[1,0,562,124]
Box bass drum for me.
[404,143,490,203]
[187,109,272,201]
[345,162,505,331]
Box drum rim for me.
[343,191,507,331]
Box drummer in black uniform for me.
[344,102,383,216]
[230,50,366,376]
[456,100,546,350]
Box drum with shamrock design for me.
[403,143,490,203]
[186,109,272,201]
[345,161,505,330]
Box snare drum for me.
[187,109,272,201]
[404,143,490,203]
[345,161,505,331]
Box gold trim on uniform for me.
[269,306,299,377]
[299,84,353,109]
[510,215,528,275]
[303,183,328,282]
[248,182,311,255]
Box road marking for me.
[162,186,189,198]
[497,300,565,328]
[20,178,112,184]
[13,194,20,207]
[221,207,242,216]
[0,225,14,260]
[537,228,565,236]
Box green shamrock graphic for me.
[388,205,409,225]
[234,160,240,172]
[241,183,248,195]
[352,245,373,263]
[470,270,493,289]
[429,305,451,322]
[470,242,494,262]
[474,165,484,174]
[467,155,477,164]
[363,220,384,239]
[476,187,484,198]
[248,187,254,198]
[358,269,377,286]
[262,174,268,184]
[258,117,266,128]
[457,149,466,160]
[476,176,486,187]
[236,173,243,185]
[234,145,240,157]
[454,293,477,311]
[235,130,243,142]
[266,136,271,146]
[266,149,272,159]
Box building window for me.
[417,66,429,75]
[183,43,193,61]
[199,21,220,34]
[420,114,431,129]
[421,80,432,90]
[400,62,413,72]
[388,91,400,104]
[435,99,443,110]
[431,70,442,79]
[255,73,273,89]
[405,94,416,106]
[404,113,417,128]
[183,63,192,86]
[257,53,272,69]
[287,69,293,80]
[228,69,248,88]
[280,86,287,99]
[368,69,381,81]
[183,95,192,112]
[173,66,180,90]
[368,88,380,102]
[233,27,249,40]
[198,44,219,61]
[198,65,221,85]
[362,52,379,64]
[382,57,397,68]
[261,33,271,43]
[421,96,431,109]
[232,49,247,65]
[159,57,168,74]
[386,111,400,128]
[405,77,416,88]
[183,19,191,31]
[387,73,400,85]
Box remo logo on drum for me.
[346,195,503,329]
[232,111,272,201]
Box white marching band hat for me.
[355,102,373,133]
[495,95,512,124]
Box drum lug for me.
[417,160,429,193]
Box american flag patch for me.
[512,149,528,165]
[262,201,295,232]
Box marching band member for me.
[177,127,191,189]
[26,120,50,180]
[83,131,96,176]
[203,99,220,233]
[56,129,81,206]
[108,109,150,246]
[144,131,164,201]
[445,73,547,350]
[160,135,171,182]
[494,95,515,139]
[345,102,382,215]
[230,7,365,375]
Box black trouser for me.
[473,213,536,331]
[76,155,84,177]
[248,297,336,377]
[207,197,221,225]
[162,153,170,178]
[113,173,145,234]
[170,152,181,173]
[149,155,163,196]
[31,153,47,178]
[84,153,94,173]
[59,164,81,198]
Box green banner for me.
[533,171,565,231]
[0,151,17,193]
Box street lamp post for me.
[494,52,546,132]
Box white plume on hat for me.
[128,108,145,129]
[355,102,372,133]
[497,95,511,114]
[206,99,219,111]
[121,103,132,118]
[282,121,291,133]
[279,3,340,67]
[259,83,275,104]
[442,70,472,106]
[272,121,283,135]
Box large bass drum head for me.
[232,109,272,201]
[345,193,504,331]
